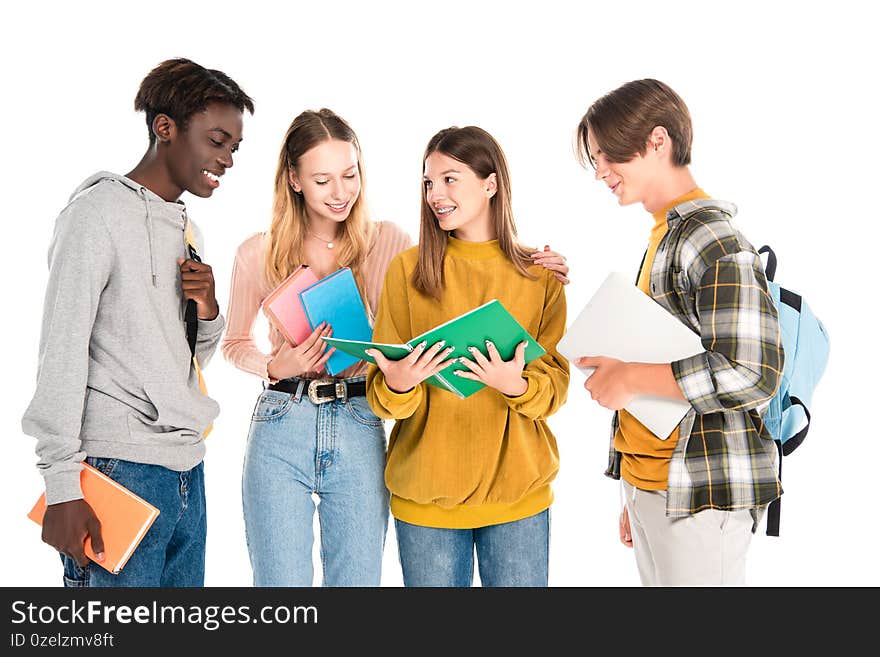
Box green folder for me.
[323,299,546,399]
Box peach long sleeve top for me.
[221,221,412,381]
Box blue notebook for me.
[298,267,373,376]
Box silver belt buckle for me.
[308,378,342,404]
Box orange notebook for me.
[261,265,319,345]
[27,463,160,574]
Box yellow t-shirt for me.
[616,188,708,490]
[366,237,570,528]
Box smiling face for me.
[423,151,496,239]
[289,139,361,228]
[166,101,244,198]
[586,128,656,208]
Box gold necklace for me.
[309,231,335,249]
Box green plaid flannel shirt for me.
[605,198,784,523]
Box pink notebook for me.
[261,265,319,345]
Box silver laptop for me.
[557,272,704,438]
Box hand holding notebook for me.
[557,272,704,438]
[262,266,372,376]
[28,463,160,574]
[267,323,337,379]
[324,299,545,399]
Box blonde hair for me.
[413,126,535,300]
[264,109,376,314]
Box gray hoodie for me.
[22,172,225,505]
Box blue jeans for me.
[61,457,206,587]
[395,509,550,587]
[242,377,389,586]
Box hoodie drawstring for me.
[139,187,158,287]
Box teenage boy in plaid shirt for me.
[574,79,784,586]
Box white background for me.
[1,0,876,587]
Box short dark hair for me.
[578,78,692,168]
[134,58,255,144]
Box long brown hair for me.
[413,126,535,300]
[264,109,375,313]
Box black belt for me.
[268,378,367,404]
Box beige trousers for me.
[622,480,754,586]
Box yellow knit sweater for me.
[366,237,569,528]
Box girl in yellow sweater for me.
[366,126,570,586]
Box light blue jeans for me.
[242,376,389,586]
[61,457,206,587]
[395,509,550,587]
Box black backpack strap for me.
[766,398,811,535]
[779,288,802,312]
[184,244,202,359]
[635,248,648,285]
[766,439,784,536]
[758,245,777,282]
[185,301,198,358]
[782,396,811,456]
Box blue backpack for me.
[758,245,830,536]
